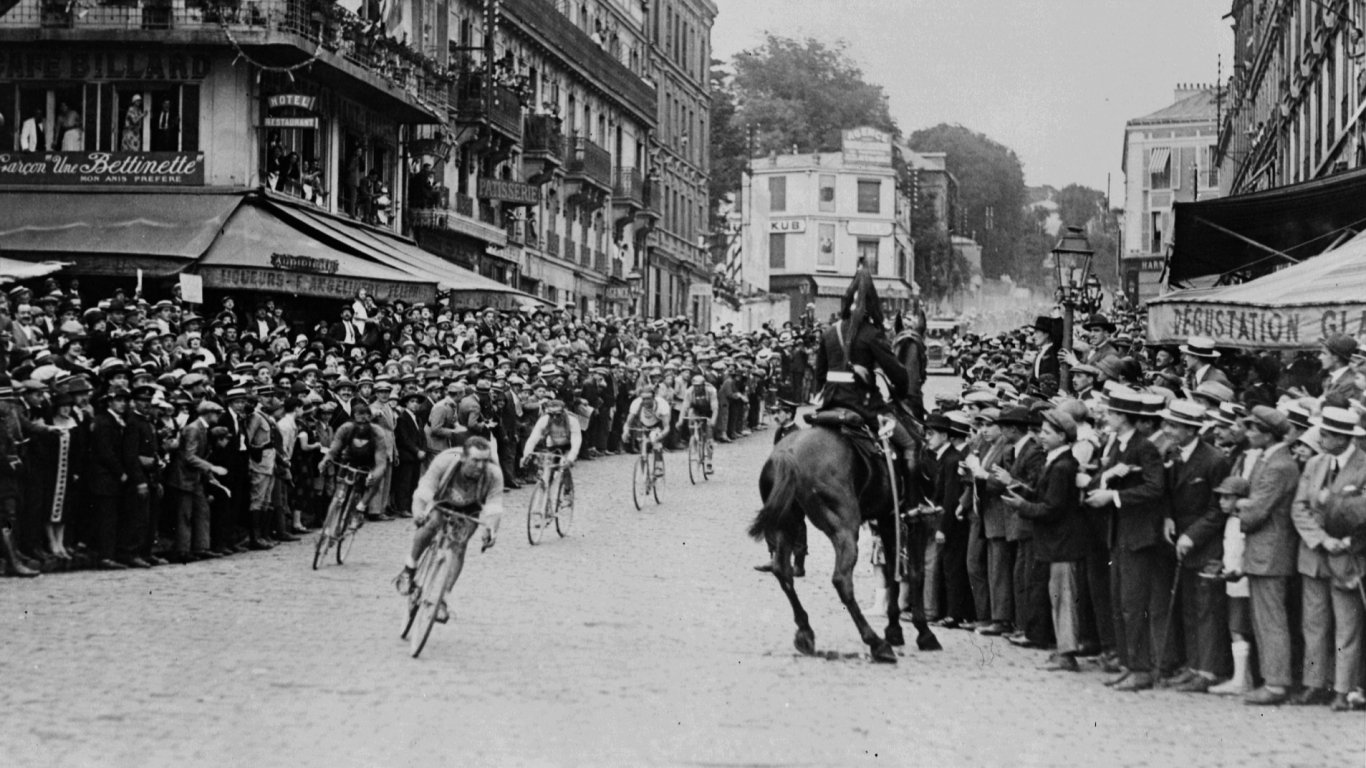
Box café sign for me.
[478,178,541,206]
[1,50,211,81]
[270,253,339,274]
[1147,300,1366,350]
[0,151,205,186]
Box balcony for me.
[0,0,449,121]
[611,166,645,236]
[565,135,611,213]
[523,114,565,185]
[453,74,524,150]
[409,197,509,247]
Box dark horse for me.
[749,426,940,662]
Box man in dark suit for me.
[89,389,133,570]
[921,412,969,626]
[328,306,364,350]
[1084,390,1171,692]
[391,392,426,518]
[1235,405,1301,705]
[1030,315,1061,386]
[983,406,1046,640]
[1161,399,1233,692]
[121,385,164,568]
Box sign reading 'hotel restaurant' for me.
[0,152,205,186]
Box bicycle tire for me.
[334,486,358,566]
[410,551,449,658]
[336,523,355,565]
[312,488,344,570]
[554,470,573,537]
[400,546,436,639]
[651,450,663,504]
[632,453,648,511]
[526,480,548,545]
[701,434,713,480]
[687,433,699,485]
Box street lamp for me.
[1051,226,1101,393]
[625,265,645,320]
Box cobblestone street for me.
[3,382,1364,767]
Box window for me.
[1150,211,1163,252]
[817,223,836,267]
[1148,148,1171,189]
[3,82,199,153]
[769,232,786,268]
[857,238,879,272]
[857,179,880,213]
[768,175,786,211]
[1203,145,1220,188]
[819,174,836,212]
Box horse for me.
[749,425,940,662]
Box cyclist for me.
[318,400,389,524]
[521,394,581,503]
[395,438,503,617]
[622,383,672,457]
[681,373,718,472]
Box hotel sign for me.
[0,151,205,186]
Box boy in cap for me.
[1208,475,1255,696]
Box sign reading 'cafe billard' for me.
[0,152,205,186]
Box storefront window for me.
[264,127,327,206]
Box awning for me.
[1148,231,1366,349]
[1148,147,1170,171]
[0,190,243,274]
[194,202,437,304]
[811,274,913,300]
[1169,167,1366,284]
[0,257,69,285]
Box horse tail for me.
[748,450,803,541]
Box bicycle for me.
[525,450,574,545]
[686,416,713,484]
[630,426,665,510]
[400,503,491,658]
[312,464,367,570]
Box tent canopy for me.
[1169,167,1366,285]
[1148,231,1366,349]
[0,257,69,285]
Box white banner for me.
[178,273,204,305]
[1147,300,1366,349]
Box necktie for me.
[1327,457,1340,488]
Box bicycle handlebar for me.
[528,451,570,468]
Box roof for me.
[1127,89,1219,127]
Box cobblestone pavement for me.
[3,376,1364,768]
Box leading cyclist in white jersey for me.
[623,383,672,453]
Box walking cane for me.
[1157,556,1183,680]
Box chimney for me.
[1174,82,1209,102]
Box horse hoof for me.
[794,629,816,656]
[885,625,906,647]
[917,631,942,652]
[871,641,898,663]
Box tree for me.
[905,124,1030,286]
[708,34,898,220]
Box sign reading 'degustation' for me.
[1147,300,1366,349]
[0,151,205,186]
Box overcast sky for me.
[711,0,1235,196]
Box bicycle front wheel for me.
[526,480,548,545]
[312,490,344,570]
[651,451,664,504]
[701,435,713,480]
[554,471,574,537]
[400,546,438,640]
[632,454,648,511]
[410,551,450,658]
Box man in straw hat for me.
[1178,336,1231,393]
[1289,406,1366,711]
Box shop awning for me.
[1148,231,1366,349]
[811,274,914,300]
[194,202,437,304]
[1169,167,1366,285]
[262,194,547,309]
[0,257,69,285]
[0,190,243,274]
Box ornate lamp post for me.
[625,266,645,320]
[1051,226,1102,392]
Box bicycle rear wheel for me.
[526,480,548,545]
[632,453,649,511]
[687,433,699,485]
[410,551,450,658]
[554,471,574,537]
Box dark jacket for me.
[1094,430,1168,551]
[992,436,1045,542]
[1167,440,1231,571]
[925,443,964,533]
[122,410,161,487]
[88,411,130,497]
[393,407,425,464]
[1016,449,1086,562]
[814,318,908,421]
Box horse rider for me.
[812,268,917,502]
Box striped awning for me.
[1149,147,1171,171]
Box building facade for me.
[1217,0,1366,194]
[1121,84,1222,303]
[744,127,915,323]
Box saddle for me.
[803,407,883,458]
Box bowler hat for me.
[1321,333,1358,361]
[994,405,1036,427]
[1081,313,1116,332]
